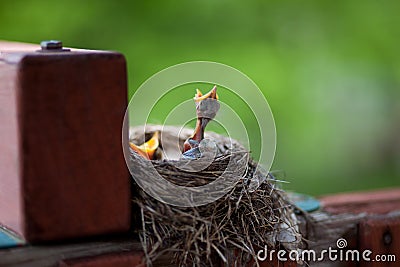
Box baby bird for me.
[130,131,161,160]
[182,86,220,159]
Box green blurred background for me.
[1,0,399,195]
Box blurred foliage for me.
[1,0,399,195]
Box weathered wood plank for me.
[59,251,144,267]
[0,60,22,235]
[0,238,143,267]
[0,41,131,242]
[305,188,400,267]
[319,188,400,215]
[359,216,400,267]
[1,189,399,267]
[0,41,40,51]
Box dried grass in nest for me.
[129,125,301,266]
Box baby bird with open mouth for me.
[182,85,220,159]
[129,131,161,160]
[129,85,220,160]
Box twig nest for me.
[129,125,302,266]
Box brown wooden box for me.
[0,41,130,242]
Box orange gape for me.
[130,131,159,160]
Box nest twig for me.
[129,125,301,266]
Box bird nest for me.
[129,125,302,266]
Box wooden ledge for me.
[1,188,399,266]
[319,188,400,215]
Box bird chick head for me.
[195,86,220,121]
[130,131,161,160]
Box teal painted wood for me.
[289,192,321,212]
[0,226,25,249]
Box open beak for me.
[183,86,219,153]
[194,86,218,102]
[130,131,160,160]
